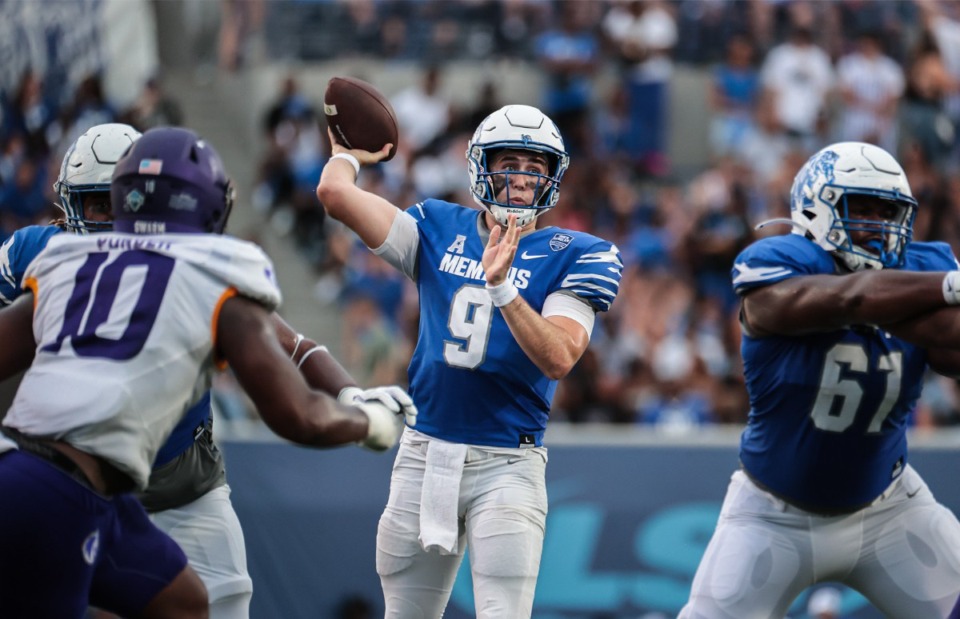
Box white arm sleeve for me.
[542,291,596,341]
[371,210,420,281]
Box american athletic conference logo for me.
[549,233,573,251]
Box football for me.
[323,76,398,161]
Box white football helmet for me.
[789,142,916,271]
[466,104,569,227]
[54,123,142,233]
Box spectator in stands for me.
[683,157,753,311]
[900,30,957,172]
[121,77,184,131]
[708,33,760,161]
[339,281,410,389]
[536,1,601,156]
[343,0,382,57]
[916,0,960,170]
[0,156,52,236]
[636,334,714,431]
[460,79,503,135]
[3,70,56,158]
[218,0,265,72]
[57,73,117,150]
[390,65,451,160]
[495,0,552,57]
[0,133,27,190]
[834,29,905,153]
[757,22,834,155]
[602,0,678,175]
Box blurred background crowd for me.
[6,0,960,434]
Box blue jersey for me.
[0,226,61,305]
[731,234,957,510]
[0,225,210,467]
[405,200,621,448]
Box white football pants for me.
[150,484,252,619]
[376,429,548,618]
[680,466,960,619]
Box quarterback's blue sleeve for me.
[560,239,622,313]
[732,235,833,296]
[406,200,428,223]
[0,226,60,306]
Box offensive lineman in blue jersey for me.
[680,142,960,619]
[317,104,622,617]
[0,124,416,618]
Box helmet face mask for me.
[54,123,142,234]
[111,127,234,235]
[466,105,569,227]
[790,142,916,271]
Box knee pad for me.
[469,508,544,578]
[377,510,422,577]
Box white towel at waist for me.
[419,440,468,554]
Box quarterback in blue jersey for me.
[680,142,960,619]
[0,125,416,619]
[318,104,622,618]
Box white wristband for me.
[329,153,360,179]
[290,333,305,360]
[296,345,328,369]
[944,272,960,305]
[486,280,518,307]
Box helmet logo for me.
[138,159,163,175]
[169,192,198,211]
[521,134,532,146]
[124,189,145,212]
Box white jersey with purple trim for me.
[2,233,280,490]
[375,199,622,447]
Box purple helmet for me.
[111,127,234,234]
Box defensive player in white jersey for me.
[317,104,622,617]
[680,142,960,619]
[0,123,416,619]
[0,127,413,619]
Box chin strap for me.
[754,218,810,234]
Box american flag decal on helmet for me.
[139,159,163,175]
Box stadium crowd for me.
[6,0,960,431]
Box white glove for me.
[338,385,418,427]
[339,386,418,452]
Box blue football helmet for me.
[111,127,234,234]
[466,105,569,227]
[789,142,916,271]
[54,123,142,233]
